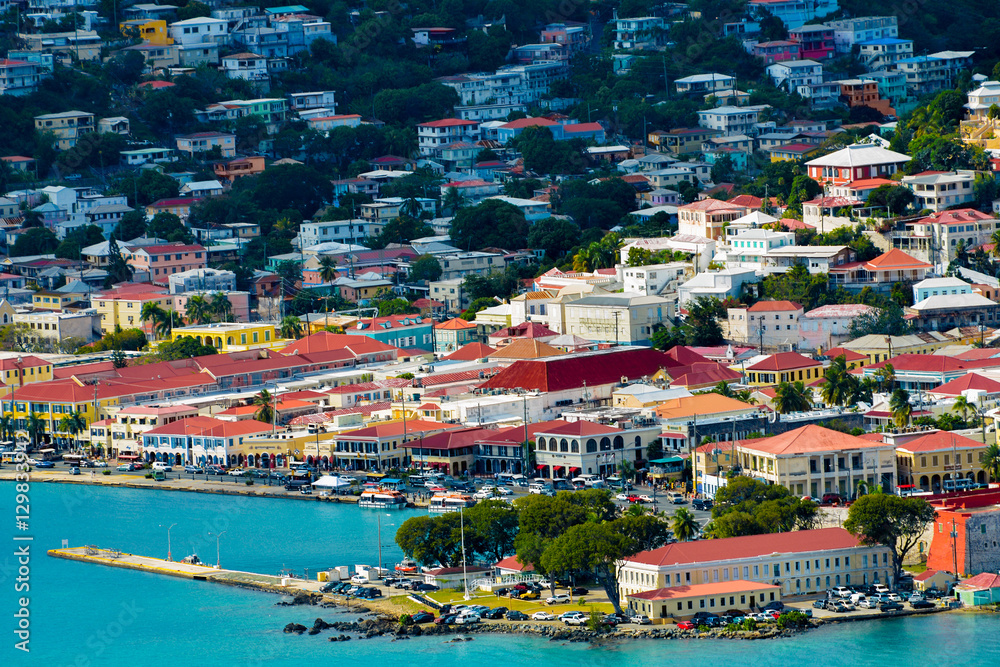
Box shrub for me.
[102,470,111,476]
[145,473,153,479]
[577,597,586,606]
[399,614,412,626]
[741,618,758,631]
[585,609,603,632]
[777,610,809,629]
[724,622,739,632]
[697,624,711,632]
[245,479,254,486]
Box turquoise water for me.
[4,483,1000,666]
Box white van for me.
[666,491,684,504]
[152,461,172,472]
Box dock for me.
[48,546,325,595]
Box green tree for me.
[58,411,87,452]
[465,498,520,562]
[890,388,912,428]
[866,185,916,216]
[774,381,811,414]
[952,395,973,423]
[104,234,134,287]
[982,443,1000,482]
[147,212,193,244]
[154,336,215,361]
[317,255,338,284]
[210,292,232,323]
[253,388,275,425]
[539,521,633,614]
[874,363,896,393]
[819,355,855,407]
[12,227,58,256]
[408,254,442,282]
[184,295,212,325]
[671,507,700,541]
[26,412,46,450]
[450,200,528,251]
[115,209,148,241]
[280,316,303,339]
[844,494,936,587]
[176,0,210,20]
[527,218,581,259]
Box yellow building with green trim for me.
[167,322,289,352]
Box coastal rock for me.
[283,623,307,635]
[313,618,332,631]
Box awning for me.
[313,475,353,488]
[118,454,139,460]
[649,457,685,464]
[553,465,564,471]
[569,467,580,472]
[382,478,401,484]
[536,464,546,470]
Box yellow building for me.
[120,19,173,44]
[627,581,781,623]
[91,288,174,335]
[303,314,359,335]
[168,322,288,352]
[744,352,824,387]
[892,429,989,492]
[33,111,95,150]
[32,291,77,311]
[0,355,53,388]
[3,379,127,449]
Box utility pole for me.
[522,394,529,476]
[613,310,620,346]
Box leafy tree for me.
[773,381,811,414]
[848,302,913,338]
[237,164,333,219]
[462,267,522,301]
[176,0,210,20]
[865,185,916,216]
[372,83,460,126]
[280,316,303,339]
[155,336,216,361]
[408,254,442,282]
[58,411,87,452]
[184,295,212,325]
[982,443,1000,482]
[450,200,528,251]
[539,521,634,613]
[104,50,146,87]
[512,126,587,175]
[147,212,193,244]
[395,514,463,567]
[209,292,232,323]
[465,498,519,561]
[371,216,434,249]
[113,170,180,207]
[317,255,339,284]
[527,218,581,259]
[460,297,497,321]
[844,495,936,587]
[819,355,858,407]
[709,476,818,538]
[12,227,58,256]
[104,234,134,287]
[115,209,148,241]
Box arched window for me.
[537,437,546,451]
[571,440,579,453]
[560,438,569,453]
[586,439,597,453]
[614,436,624,450]
[600,437,611,451]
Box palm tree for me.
[0,413,13,443]
[400,196,423,219]
[140,302,168,340]
[317,256,338,284]
[58,411,87,453]
[711,381,735,398]
[442,186,467,214]
[983,443,1000,482]
[736,389,757,405]
[952,395,972,424]
[280,315,303,339]
[874,363,895,393]
[185,295,212,325]
[991,229,1000,258]
[773,381,812,414]
[26,412,45,450]
[672,507,699,541]
[819,355,851,406]
[889,388,912,428]
[253,389,275,424]
[210,292,233,323]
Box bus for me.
[943,478,977,493]
[1,452,26,465]
[37,448,60,461]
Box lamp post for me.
[160,522,177,561]
[460,507,470,601]
[209,530,227,569]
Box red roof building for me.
[440,341,496,361]
[401,426,486,475]
[334,420,461,471]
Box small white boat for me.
[358,489,407,509]
[428,493,477,514]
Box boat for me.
[428,493,477,514]
[395,558,418,573]
[358,489,407,509]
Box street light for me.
[209,530,227,569]
[460,507,470,601]
[160,522,177,561]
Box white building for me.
[723,228,796,270]
[168,267,236,294]
[296,219,378,248]
[827,16,898,53]
[417,118,480,157]
[613,16,666,50]
[799,303,876,351]
[912,277,972,303]
[553,293,671,345]
[767,60,823,92]
[965,80,1000,120]
[678,268,758,307]
[901,171,975,212]
[697,106,770,136]
[221,52,268,82]
[621,262,691,298]
[168,17,228,46]
[675,73,736,95]
[727,300,804,349]
[763,245,854,275]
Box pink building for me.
[752,40,801,64]
[172,291,251,322]
[540,22,590,52]
[126,243,207,285]
[789,25,835,61]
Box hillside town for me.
[10,0,1000,630]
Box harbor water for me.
[4,483,1000,666]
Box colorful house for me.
[744,352,824,386]
[434,317,479,354]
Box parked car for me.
[506,610,528,621]
[821,493,844,505]
[615,493,629,501]
[910,600,935,610]
[35,461,55,468]
[546,594,571,605]
[764,601,784,612]
[630,615,651,625]
[677,621,696,630]
[455,614,480,625]
[812,599,827,609]
[879,601,904,612]
[93,460,108,468]
[435,614,456,626]
[487,607,507,619]
[531,611,555,621]
[570,587,589,596]
[69,466,80,475]
[183,465,204,474]
[411,611,435,624]
[832,586,852,598]
[414,583,439,592]
[638,495,655,503]
[519,590,539,600]
[227,468,245,476]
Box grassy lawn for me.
[425,589,614,614]
[905,563,928,575]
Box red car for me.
[626,495,641,503]
[677,621,695,630]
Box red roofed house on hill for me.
[417,118,479,157]
[401,426,486,476]
[280,332,399,364]
[532,419,661,478]
[829,248,932,293]
[726,300,804,351]
[618,527,892,604]
[745,352,824,386]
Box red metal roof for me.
[629,580,779,600]
[624,528,863,567]
[418,118,478,128]
[931,373,1000,396]
[746,352,819,372]
[748,300,802,312]
[440,342,496,361]
[479,348,680,393]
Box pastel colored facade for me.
[533,419,661,479]
[891,430,988,492]
[141,416,275,467]
[0,59,42,96]
[727,300,804,350]
[677,199,749,241]
[213,155,266,181]
[798,303,876,351]
[827,16,898,52]
[168,322,284,352]
[306,114,362,133]
[627,581,780,622]
[744,352,823,386]
[613,16,666,51]
[175,131,236,158]
[91,286,174,335]
[901,171,975,213]
[696,106,769,136]
[927,495,1000,579]
[619,527,893,605]
[895,208,995,265]
[829,248,931,292]
[753,40,801,64]
[333,420,460,471]
[34,111,95,150]
[434,317,479,353]
[0,355,52,389]
[348,314,433,351]
[126,243,207,285]
[789,25,835,60]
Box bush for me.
[145,473,153,479]
[399,614,412,626]
[585,609,603,632]
[724,622,739,631]
[697,624,711,632]
[102,470,111,476]
[741,618,758,631]
[245,479,254,486]
[577,597,586,606]
[777,610,809,629]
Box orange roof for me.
[739,424,885,455]
[728,194,762,208]
[435,317,477,330]
[655,393,755,419]
[931,373,1000,396]
[488,339,562,360]
[494,555,534,572]
[747,300,802,312]
[441,342,496,361]
[864,248,932,271]
[896,430,983,453]
[629,580,779,600]
[824,347,868,362]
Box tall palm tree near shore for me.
[253,389,275,425]
[58,411,87,453]
[672,508,699,542]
